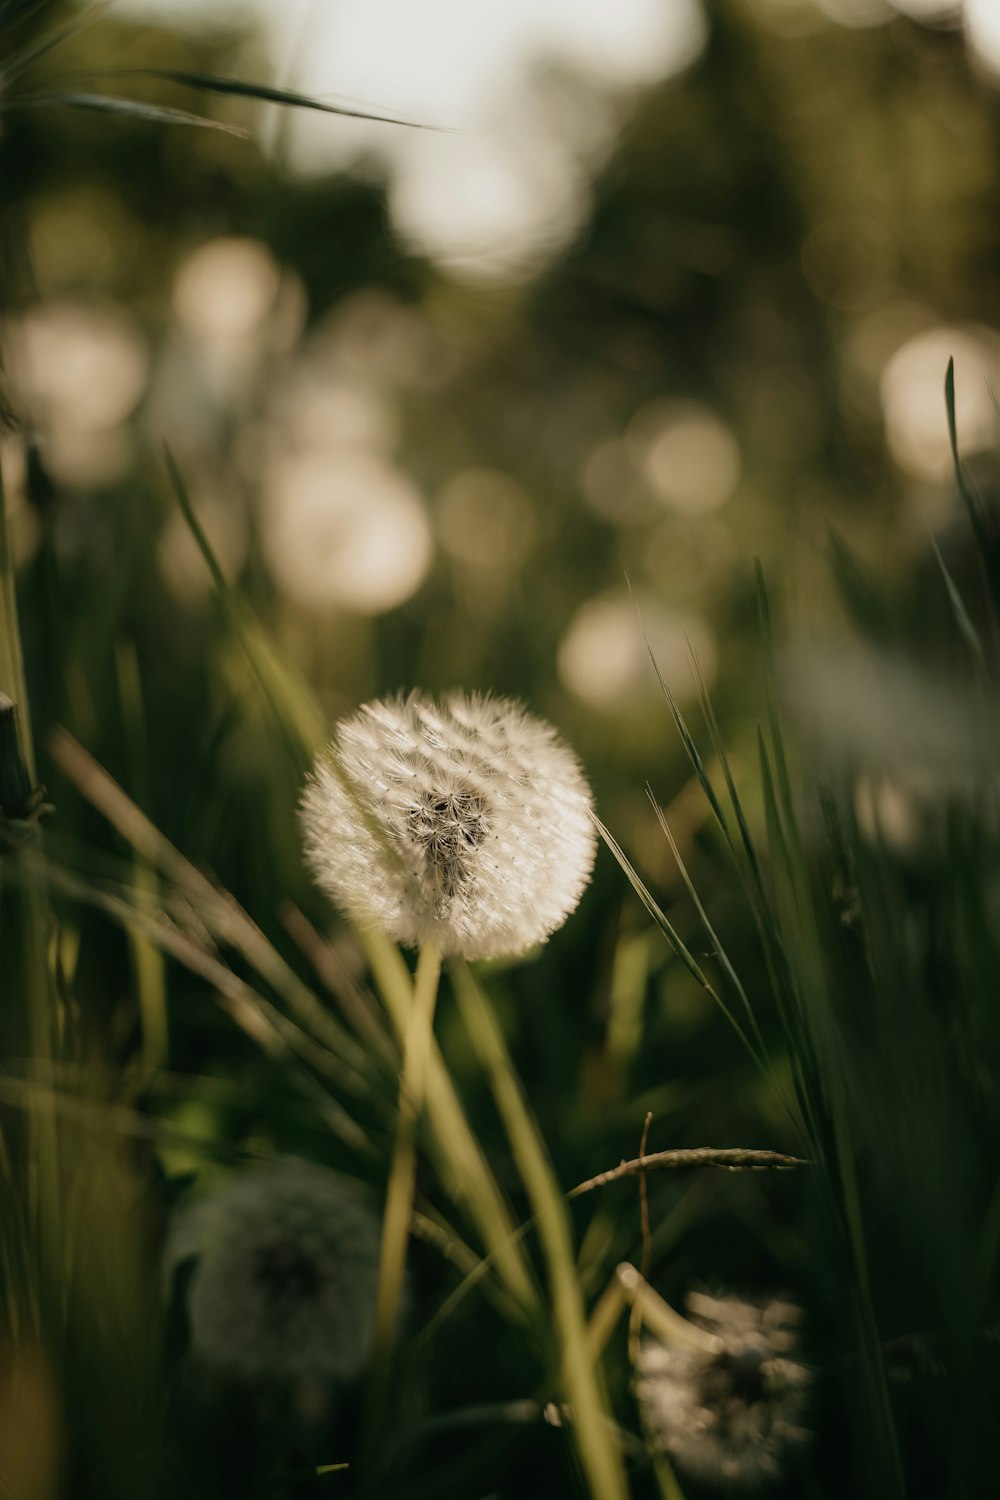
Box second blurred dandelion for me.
[169,1160,382,1384]
[636,1290,810,1488]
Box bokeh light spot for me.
[880,323,1000,481]
[628,401,742,516]
[261,452,433,614]
[558,590,717,711]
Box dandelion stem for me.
[452,959,630,1500]
[362,928,540,1316]
[364,940,442,1456]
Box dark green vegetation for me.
[1,1,999,1496]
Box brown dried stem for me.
[570,1146,807,1198]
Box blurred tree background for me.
[1,0,1000,1496]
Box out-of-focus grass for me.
[5,391,999,1497]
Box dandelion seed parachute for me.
[635,1291,810,1488]
[299,691,597,960]
[170,1160,382,1382]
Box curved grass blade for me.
[6,90,248,135]
[931,537,987,671]
[452,959,631,1500]
[594,815,757,1061]
[0,0,114,84]
[645,786,769,1069]
[13,851,376,1154]
[75,67,441,130]
[164,448,322,774]
[687,646,770,913]
[946,357,1000,625]
[629,584,731,840]
[755,560,798,843]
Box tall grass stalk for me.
[365,940,442,1436]
[452,959,631,1500]
[363,927,541,1317]
[0,449,60,1324]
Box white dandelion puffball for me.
[172,1160,382,1382]
[300,692,597,959]
[636,1292,810,1488]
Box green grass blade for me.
[23,850,377,1152]
[629,586,731,840]
[452,960,631,1500]
[595,815,756,1059]
[96,67,439,129]
[164,447,323,772]
[645,786,769,1066]
[6,90,249,134]
[945,357,1000,623]
[47,731,381,1082]
[364,942,442,1460]
[362,929,541,1318]
[755,561,799,843]
[931,538,987,671]
[114,639,168,1075]
[687,648,763,888]
[0,0,114,83]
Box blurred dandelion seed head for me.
[636,1291,811,1488]
[171,1161,381,1383]
[300,691,597,958]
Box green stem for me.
[0,445,60,1318]
[363,929,540,1316]
[452,960,630,1500]
[364,941,441,1448]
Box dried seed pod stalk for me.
[300,691,597,959]
[636,1291,811,1488]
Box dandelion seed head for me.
[300,691,597,959]
[636,1291,810,1488]
[171,1160,381,1383]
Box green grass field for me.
[1,3,1000,1497]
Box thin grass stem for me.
[452,959,630,1500]
[362,928,540,1315]
[364,940,442,1454]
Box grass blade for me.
[0,0,114,83]
[75,67,439,129]
[945,357,1000,625]
[164,448,323,773]
[931,537,987,672]
[5,90,249,134]
[364,942,442,1465]
[362,928,540,1318]
[594,814,756,1059]
[645,786,769,1069]
[630,588,731,841]
[452,959,631,1500]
